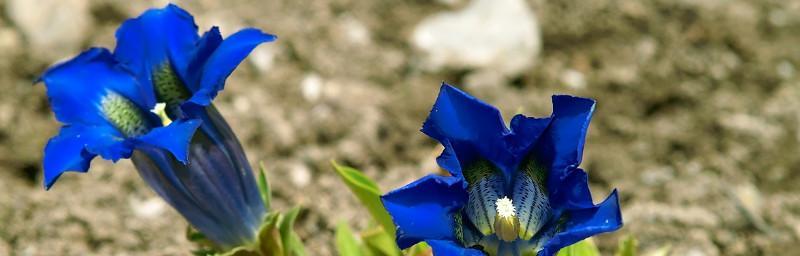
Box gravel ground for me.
[1,0,799,255]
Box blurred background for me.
[0,0,798,255]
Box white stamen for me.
[495,197,516,218]
[150,102,172,126]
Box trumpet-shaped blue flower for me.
[381,84,622,256]
[40,4,275,249]
[40,48,200,189]
[110,5,275,247]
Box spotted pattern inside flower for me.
[454,212,466,243]
[464,160,504,235]
[529,214,568,251]
[456,157,553,253]
[455,209,487,250]
[101,92,150,137]
[513,157,551,240]
[152,62,190,106]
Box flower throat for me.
[152,62,191,107]
[101,92,150,137]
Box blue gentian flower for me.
[40,48,200,189]
[381,84,623,256]
[111,4,275,247]
[39,4,275,249]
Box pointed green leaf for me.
[258,162,272,209]
[257,213,284,256]
[331,161,396,238]
[557,238,601,256]
[615,235,637,256]
[335,222,362,256]
[361,226,401,256]
[278,207,307,256]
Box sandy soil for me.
[0,0,799,255]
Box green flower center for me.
[99,63,189,137]
[101,92,150,137]
[152,62,190,107]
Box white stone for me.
[411,0,541,76]
[301,73,323,102]
[769,9,790,27]
[233,96,252,113]
[636,37,658,62]
[732,183,769,231]
[7,0,91,60]
[777,61,795,79]
[129,197,167,219]
[0,28,21,53]
[339,16,371,45]
[289,162,312,188]
[249,44,278,73]
[561,69,587,89]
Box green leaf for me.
[557,238,601,256]
[331,161,396,238]
[212,210,307,256]
[257,213,284,256]
[361,226,401,256]
[615,235,637,256]
[335,222,362,256]
[186,225,219,253]
[258,162,272,209]
[186,226,207,242]
[191,249,217,256]
[278,207,307,256]
[403,242,432,256]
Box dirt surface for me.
[1,0,799,255]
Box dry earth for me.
[0,0,798,255]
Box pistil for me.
[494,197,520,242]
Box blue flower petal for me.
[39,48,152,126]
[43,123,137,189]
[135,119,202,163]
[182,105,267,225]
[185,28,276,107]
[538,190,623,256]
[43,126,94,189]
[434,140,463,179]
[508,114,551,157]
[185,26,224,90]
[422,83,513,178]
[81,125,135,162]
[550,168,595,212]
[381,174,468,249]
[534,95,596,196]
[426,239,485,256]
[113,3,199,107]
